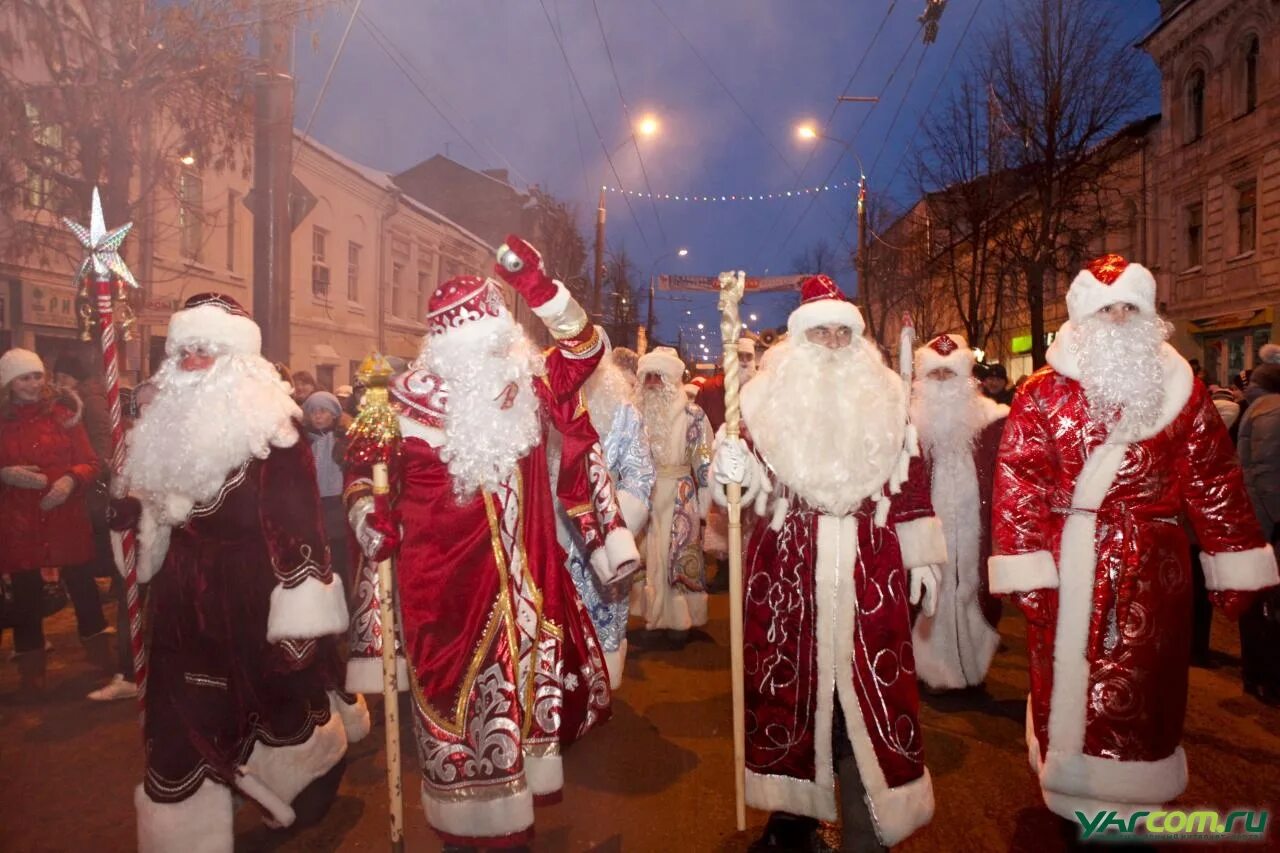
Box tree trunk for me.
[1027,262,1048,370]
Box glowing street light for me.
[749,313,758,322]
[677,248,689,257]
[796,123,819,141]
[637,115,660,137]
[697,322,705,330]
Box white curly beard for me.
[747,337,907,516]
[911,374,986,459]
[585,356,633,437]
[1074,313,1171,434]
[419,320,544,500]
[121,347,300,526]
[637,379,683,464]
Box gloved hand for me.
[493,235,559,307]
[39,475,76,511]
[909,565,941,617]
[1,465,49,490]
[349,494,402,562]
[1010,588,1059,629]
[1209,589,1256,621]
[713,437,755,490]
[107,496,142,531]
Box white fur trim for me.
[421,779,533,840]
[530,280,571,319]
[525,752,563,797]
[618,490,649,535]
[0,347,45,387]
[1065,261,1156,324]
[345,655,409,694]
[637,347,685,382]
[134,506,171,583]
[266,575,349,642]
[330,691,372,744]
[234,768,296,828]
[589,546,614,585]
[1200,545,1279,591]
[166,304,262,357]
[398,414,445,447]
[428,312,513,349]
[136,779,233,853]
[895,516,946,569]
[988,551,1059,594]
[603,639,626,691]
[111,530,127,578]
[914,335,974,377]
[604,526,641,579]
[787,299,865,337]
[242,704,347,817]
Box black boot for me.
[749,812,823,851]
[287,757,346,829]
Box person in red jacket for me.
[0,348,112,691]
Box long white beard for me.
[585,357,633,437]
[1074,313,1171,434]
[747,338,907,516]
[637,380,683,463]
[420,321,544,499]
[121,351,300,526]
[911,375,987,459]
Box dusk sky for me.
[294,0,1163,354]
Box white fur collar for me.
[1045,321,1193,443]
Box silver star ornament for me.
[63,187,138,289]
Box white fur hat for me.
[637,346,685,383]
[166,293,261,357]
[915,334,974,377]
[787,275,865,337]
[1065,254,1157,324]
[1259,343,1280,365]
[736,336,756,354]
[0,348,45,388]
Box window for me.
[178,171,203,260]
[347,242,361,302]
[1245,36,1260,114]
[1237,181,1257,254]
[391,262,404,316]
[1185,203,1203,268]
[23,103,64,210]
[316,365,335,392]
[312,227,330,297]
[226,190,238,271]
[1186,69,1206,142]
[415,269,431,320]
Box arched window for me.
[1186,68,1206,141]
[1245,36,1260,114]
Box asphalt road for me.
[2,586,1277,852]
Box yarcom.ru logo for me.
[1076,809,1268,842]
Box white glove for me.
[909,565,941,617]
[348,496,385,561]
[2,465,49,490]
[713,437,754,489]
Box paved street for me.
[2,585,1277,852]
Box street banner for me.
[658,274,807,292]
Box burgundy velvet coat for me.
[0,397,100,572]
[989,330,1278,818]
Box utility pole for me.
[593,188,606,319]
[253,0,295,365]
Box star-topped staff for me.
[64,187,147,725]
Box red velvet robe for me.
[345,321,614,847]
[990,329,1279,819]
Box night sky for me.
[294,0,1162,356]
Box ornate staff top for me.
[347,352,402,467]
[63,187,138,289]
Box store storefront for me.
[21,280,83,368]
[1188,308,1273,387]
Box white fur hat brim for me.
[915,335,974,376]
[0,348,45,388]
[637,349,685,382]
[1065,262,1156,324]
[787,298,866,338]
[166,304,262,357]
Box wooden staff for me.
[351,354,404,852]
[717,270,747,832]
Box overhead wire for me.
[553,0,597,203]
[292,0,363,169]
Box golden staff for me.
[717,270,747,832]
[349,353,404,852]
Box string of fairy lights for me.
[601,178,861,204]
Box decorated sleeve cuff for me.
[618,490,650,534]
[1200,545,1280,592]
[895,516,947,568]
[988,550,1059,594]
[266,575,350,642]
[604,526,641,583]
[532,281,589,340]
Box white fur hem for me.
[1200,545,1280,591]
[603,640,627,691]
[618,490,649,535]
[421,780,533,841]
[136,779,233,853]
[330,691,372,744]
[266,575,349,642]
[895,516,946,568]
[746,770,836,823]
[988,551,1059,593]
[242,704,347,812]
[605,526,641,579]
[345,654,409,694]
[525,752,563,797]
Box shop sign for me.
[24,282,78,329]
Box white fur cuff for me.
[266,575,350,642]
[346,655,410,694]
[330,692,372,744]
[530,280,572,319]
[422,780,533,841]
[989,550,1059,594]
[1200,545,1280,592]
[895,516,947,569]
[136,779,233,853]
[618,491,650,535]
[605,526,641,581]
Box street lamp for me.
[637,114,660,138]
[598,112,665,318]
[646,245,690,345]
[677,248,688,257]
[796,121,871,316]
